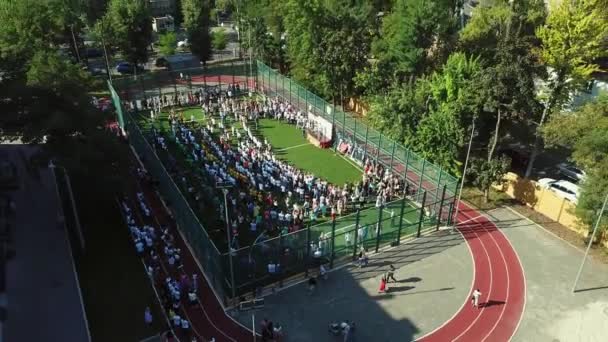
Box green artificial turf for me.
[257,119,362,185]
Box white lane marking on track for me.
[451,216,494,341]
[482,208,528,342]
[481,222,511,342]
[411,211,477,341]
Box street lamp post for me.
[217,182,237,299]
[451,118,476,233]
[572,192,608,292]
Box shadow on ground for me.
[231,231,470,342]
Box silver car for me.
[557,163,586,182]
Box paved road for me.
[3,146,90,342]
[486,207,608,342]
[233,231,472,342]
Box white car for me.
[537,178,580,203]
[177,39,189,48]
[557,163,586,182]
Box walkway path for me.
[486,207,608,342]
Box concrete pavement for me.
[232,231,473,342]
[485,207,608,342]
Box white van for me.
[537,178,580,204]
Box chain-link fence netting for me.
[108,60,459,299]
[256,61,459,223]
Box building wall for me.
[493,172,608,247]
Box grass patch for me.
[257,119,362,185]
[461,186,517,211]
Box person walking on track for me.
[385,265,397,283]
[471,288,482,308]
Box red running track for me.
[135,172,253,342]
[417,202,526,342]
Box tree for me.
[158,32,177,56]
[283,0,373,99]
[468,155,511,203]
[544,96,608,235]
[525,0,608,177]
[26,50,93,93]
[211,29,228,51]
[477,35,543,162]
[103,0,152,68]
[85,0,109,24]
[365,78,430,146]
[0,0,85,80]
[459,0,546,63]
[182,0,212,63]
[369,0,458,86]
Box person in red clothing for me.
[378,275,387,293]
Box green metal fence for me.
[112,60,255,103]
[108,61,457,299]
[256,61,458,213]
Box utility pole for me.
[100,20,113,83]
[217,182,236,300]
[70,24,82,64]
[452,118,475,232]
[572,192,608,292]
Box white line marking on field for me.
[278,142,311,151]
[337,153,364,171]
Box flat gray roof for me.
[3,145,90,342]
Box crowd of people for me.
[122,184,206,342]
[146,92,414,258]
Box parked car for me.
[537,178,580,203]
[557,162,586,182]
[177,39,189,48]
[116,62,144,74]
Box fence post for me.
[396,196,407,244]
[305,221,311,277]
[289,78,292,103]
[448,199,456,225]
[390,142,396,171]
[278,231,284,288]
[332,107,338,151]
[363,125,369,161]
[417,191,427,238]
[435,168,443,212]
[375,204,384,253]
[376,133,382,164]
[203,65,207,89]
[330,218,337,268]
[232,61,236,86]
[403,149,410,183]
[342,109,346,138]
[417,159,426,202]
[436,185,447,231]
[352,209,361,260]
[353,117,357,147]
